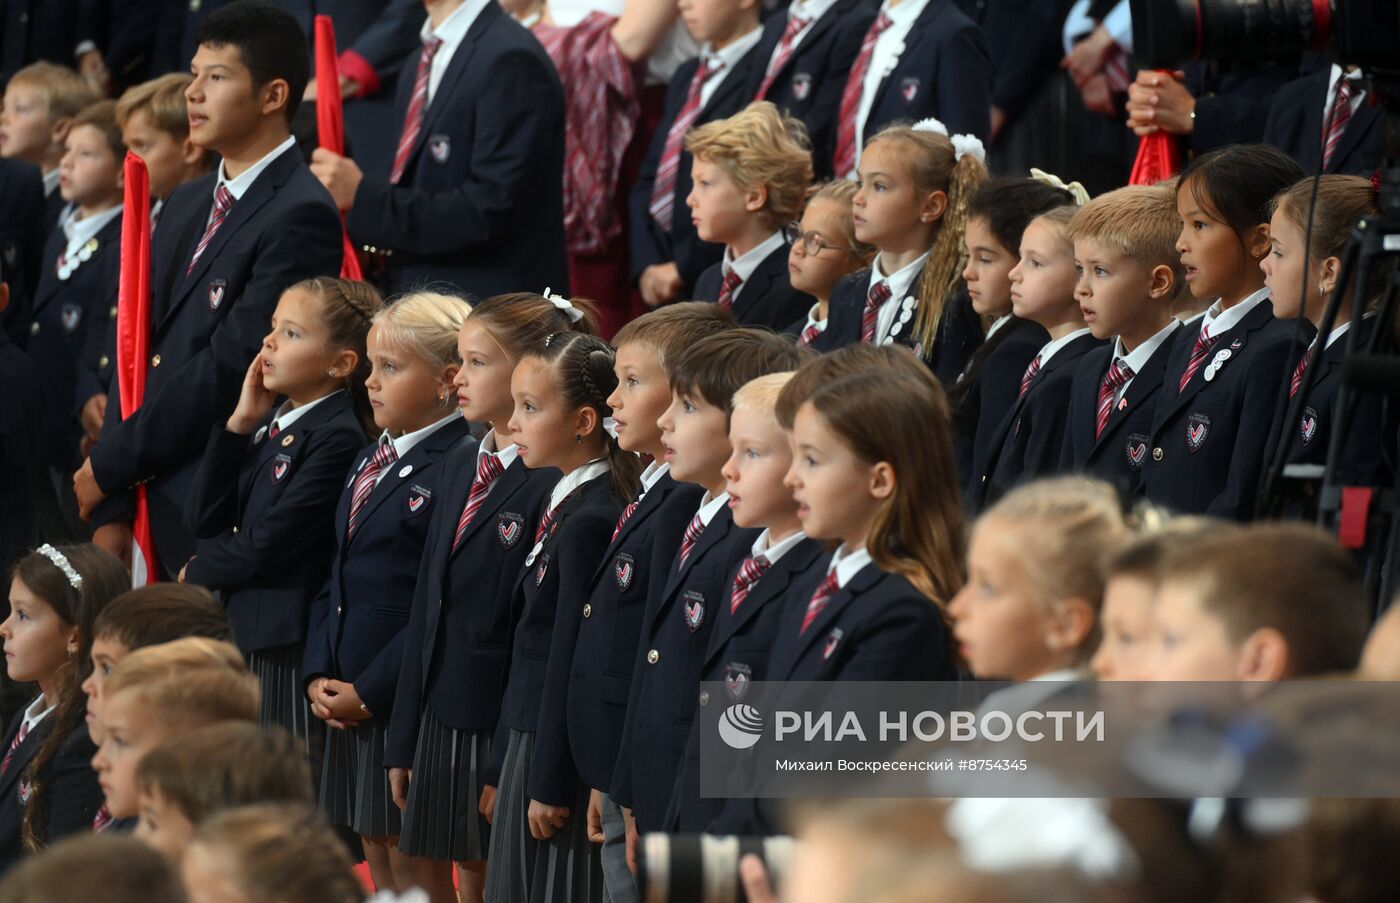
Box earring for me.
[575,434,582,444]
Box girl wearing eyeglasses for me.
[786,180,875,346]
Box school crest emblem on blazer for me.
[614,553,634,590]
[1125,434,1149,470]
[498,512,524,548]
[208,278,227,311]
[1300,407,1319,446]
[1186,412,1211,452]
[683,590,706,632]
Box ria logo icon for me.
[718,703,764,750]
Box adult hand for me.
[639,263,683,308]
[81,393,107,444]
[77,49,111,96]
[1061,24,1115,87]
[1079,72,1118,117]
[1126,70,1195,136]
[91,521,132,567]
[73,458,109,520]
[309,148,364,211]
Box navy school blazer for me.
[609,498,761,831]
[816,268,984,389]
[0,329,41,570]
[89,143,343,571]
[300,416,471,719]
[708,553,957,836]
[346,1,568,299]
[496,473,625,802]
[385,443,558,769]
[0,159,46,347]
[1263,69,1384,178]
[185,393,367,655]
[967,331,1105,515]
[565,474,704,795]
[0,713,103,874]
[27,213,122,472]
[954,317,1047,492]
[692,240,814,332]
[663,536,825,833]
[846,0,992,161]
[1059,327,1180,499]
[629,42,771,295]
[754,0,876,179]
[1143,302,1299,519]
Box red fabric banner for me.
[315,14,364,281]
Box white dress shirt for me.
[852,0,929,169]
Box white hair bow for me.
[542,287,586,324]
[912,117,949,136]
[950,133,986,164]
[1029,167,1090,205]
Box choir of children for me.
[1,0,1398,900]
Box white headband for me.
[543,287,586,324]
[1029,167,1090,205]
[35,544,82,590]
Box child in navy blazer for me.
[785,180,874,345]
[387,293,584,901]
[28,100,124,540]
[1061,186,1184,498]
[322,0,569,298]
[556,303,731,903]
[685,102,815,331]
[816,122,988,387]
[610,329,803,837]
[631,0,770,305]
[664,372,823,832]
[76,3,344,573]
[1142,144,1306,519]
[484,331,640,903]
[0,544,127,871]
[951,176,1069,489]
[828,0,990,180]
[1261,175,1390,492]
[969,201,1102,513]
[296,291,470,895]
[752,0,874,178]
[184,278,380,742]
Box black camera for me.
[639,833,794,903]
[1131,0,1400,74]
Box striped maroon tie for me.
[716,268,743,313]
[611,496,642,542]
[389,37,444,185]
[861,281,892,343]
[1289,346,1316,398]
[648,59,723,231]
[1177,326,1217,393]
[187,185,234,274]
[1321,77,1353,171]
[798,321,822,347]
[346,440,398,538]
[799,570,840,635]
[832,13,892,177]
[677,512,706,569]
[452,453,505,552]
[0,719,30,776]
[93,803,113,832]
[754,14,811,100]
[1095,360,1134,439]
[1017,355,1042,400]
[729,556,772,615]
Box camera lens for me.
[1131,0,1327,69]
[641,833,795,903]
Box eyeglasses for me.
[785,222,845,256]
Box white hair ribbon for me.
[950,133,986,164]
[1029,167,1090,205]
[912,117,949,136]
[36,544,82,589]
[543,287,586,324]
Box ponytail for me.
[912,150,987,352]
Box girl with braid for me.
[484,326,641,903]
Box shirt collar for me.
[42,168,60,196]
[984,313,1014,341]
[723,230,786,284]
[217,135,297,202]
[1322,317,1355,350]
[787,0,840,29]
[20,696,55,734]
[694,490,732,528]
[1202,286,1270,337]
[271,389,344,433]
[1113,319,1180,372]
[870,251,929,305]
[476,427,522,473]
[802,302,827,332]
[549,458,609,510]
[753,528,807,564]
[703,25,764,72]
[1035,327,1092,367]
[420,0,491,45]
[382,412,459,460]
[61,203,122,255]
[878,0,928,27]
[640,459,671,492]
[828,543,874,588]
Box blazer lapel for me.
[0,717,47,803]
[1329,99,1382,173]
[654,509,734,629]
[733,245,785,323]
[449,457,528,556]
[773,564,879,677]
[30,230,65,315]
[409,4,496,165]
[700,43,761,120]
[865,0,937,129]
[709,539,820,661]
[1155,305,1271,429]
[1092,334,1176,454]
[588,476,674,587]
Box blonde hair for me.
[114,73,193,136]
[7,62,99,122]
[808,179,876,264]
[371,291,471,373]
[1069,184,1183,281]
[980,478,1131,658]
[191,805,365,903]
[0,834,186,903]
[731,372,795,419]
[864,125,989,352]
[1030,204,1080,241]
[610,301,733,371]
[105,639,258,730]
[685,101,814,231]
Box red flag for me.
[1128,73,1182,186]
[314,14,364,281]
[116,153,159,586]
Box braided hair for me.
[290,277,385,436]
[525,333,643,502]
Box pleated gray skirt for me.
[321,718,401,837]
[484,729,604,903]
[248,643,316,744]
[398,706,492,862]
